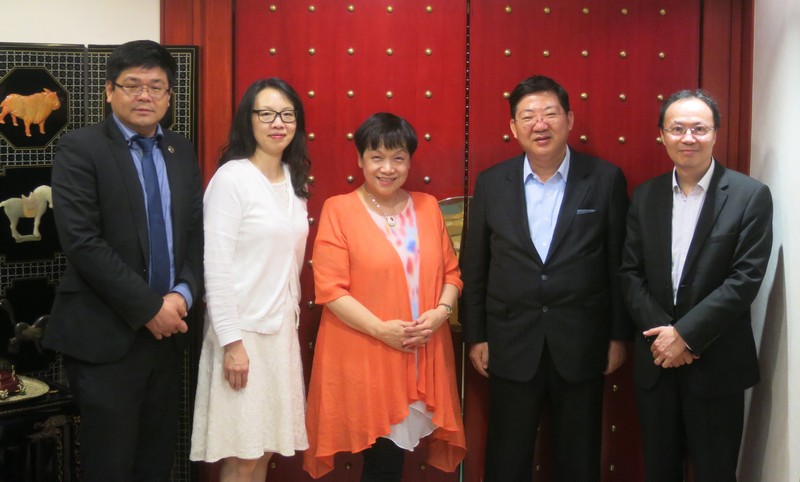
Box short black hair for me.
[659,89,720,129]
[106,40,177,88]
[508,75,571,118]
[219,78,311,199]
[354,113,418,157]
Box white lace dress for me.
[190,299,308,461]
[190,164,308,462]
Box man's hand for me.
[166,291,188,316]
[644,325,698,368]
[223,340,249,390]
[666,350,697,368]
[604,340,627,375]
[144,293,189,340]
[469,342,490,378]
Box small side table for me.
[0,380,79,482]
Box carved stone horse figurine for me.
[0,185,53,242]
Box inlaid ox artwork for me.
[0,88,61,137]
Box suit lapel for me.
[652,173,675,294]
[505,155,542,264]
[547,149,590,261]
[105,118,150,260]
[161,132,184,251]
[680,162,728,284]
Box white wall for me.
[4,0,159,45]
[742,0,800,480]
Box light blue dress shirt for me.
[523,150,570,262]
[112,114,193,308]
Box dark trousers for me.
[636,367,744,482]
[65,331,182,482]
[361,437,405,482]
[485,343,604,482]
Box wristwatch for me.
[437,303,453,319]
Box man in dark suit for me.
[460,75,630,481]
[619,90,772,482]
[44,40,203,482]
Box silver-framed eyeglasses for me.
[662,125,715,138]
[253,110,297,124]
[114,83,170,100]
[516,111,565,128]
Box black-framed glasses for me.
[662,125,715,138]
[113,83,171,100]
[252,109,297,124]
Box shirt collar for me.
[112,113,164,146]
[672,159,715,194]
[523,148,571,183]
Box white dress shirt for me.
[671,161,715,303]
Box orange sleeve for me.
[438,204,463,293]
[417,193,463,294]
[312,197,352,305]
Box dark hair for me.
[658,89,720,129]
[354,113,418,157]
[106,40,177,88]
[218,78,311,199]
[508,75,571,118]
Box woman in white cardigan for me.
[191,78,311,481]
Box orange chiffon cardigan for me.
[304,190,466,478]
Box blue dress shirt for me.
[523,150,570,262]
[112,114,193,308]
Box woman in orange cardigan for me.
[304,113,466,481]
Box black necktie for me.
[133,135,170,295]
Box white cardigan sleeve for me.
[203,166,245,347]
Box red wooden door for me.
[183,1,717,481]
[233,1,468,481]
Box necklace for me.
[364,187,398,227]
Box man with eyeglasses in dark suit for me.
[620,90,773,481]
[45,40,203,482]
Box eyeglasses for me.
[516,111,565,128]
[253,110,297,124]
[662,125,715,138]
[114,83,170,100]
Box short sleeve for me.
[312,198,353,304]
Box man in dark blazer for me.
[619,90,773,482]
[460,75,630,481]
[44,40,203,482]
